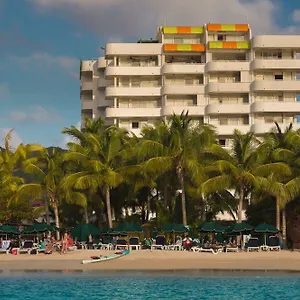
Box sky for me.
[0,0,300,148]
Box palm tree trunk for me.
[84,206,89,224]
[282,207,287,249]
[44,199,50,225]
[177,166,187,226]
[276,197,281,231]
[105,186,113,228]
[53,204,60,240]
[237,189,244,223]
[147,195,151,221]
[163,185,168,209]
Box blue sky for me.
[0,0,299,148]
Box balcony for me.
[163,44,205,52]
[163,85,205,95]
[251,102,300,113]
[162,105,205,116]
[81,60,95,72]
[206,103,250,114]
[251,59,300,70]
[105,86,161,98]
[251,123,300,135]
[162,64,205,74]
[98,78,113,88]
[106,43,162,57]
[97,57,106,69]
[105,107,161,118]
[251,36,300,49]
[208,41,250,50]
[81,81,94,91]
[251,80,300,92]
[81,100,93,110]
[206,82,249,93]
[212,124,251,135]
[105,66,161,77]
[205,61,249,72]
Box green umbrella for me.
[0,225,20,235]
[22,224,58,234]
[254,224,278,245]
[198,222,226,233]
[254,224,278,233]
[112,222,145,233]
[71,224,100,242]
[158,223,188,233]
[226,222,254,234]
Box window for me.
[279,94,283,102]
[132,122,139,129]
[217,34,225,41]
[274,74,283,80]
[174,38,183,44]
[219,139,226,147]
[297,94,300,102]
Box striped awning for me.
[208,41,250,49]
[163,26,204,34]
[207,24,249,32]
[164,44,205,52]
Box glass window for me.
[132,122,139,129]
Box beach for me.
[1,250,300,272]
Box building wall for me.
[80,24,300,143]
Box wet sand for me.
[1,250,300,273]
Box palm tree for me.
[14,147,86,239]
[62,126,132,228]
[203,130,290,223]
[0,130,43,220]
[138,111,216,225]
[262,123,300,230]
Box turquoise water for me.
[1,272,300,299]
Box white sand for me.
[0,250,300,272]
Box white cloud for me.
[29,0,284,36]
[0,83,10,100]
[10,105,63,123]
[0,128,23,149]
[292,9,300,23]
[59,121,81,149]
[8,52,78,78]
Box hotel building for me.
[80,24,300,147]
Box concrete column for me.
[114,77,117,87]
[114,97,117,108]
[114,56,117,66]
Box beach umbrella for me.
[0,225,20,235]
[198,222,226,233]
[226,222,254,234]
[71,224,100,242]
[112,222,145,233]
[254,224,278,233]
[254,224,278,245]
[22,223,58,234]
[158,223,188,233]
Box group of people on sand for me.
[42,233,75,254]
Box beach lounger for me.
[191,246,222,254]
[115,239,129,250]
[246,238,260,252]
[0,240,11,254]
[151,236,166,250]
[226,245,239,253]
[129,237,141,250]
[19,241,35,254]
[268,236,281,251]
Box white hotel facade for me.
[80,24,300,146]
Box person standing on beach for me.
[61,233,68,254]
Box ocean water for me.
[1,271,300,299]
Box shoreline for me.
[1,250,300,273]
